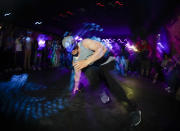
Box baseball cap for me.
[62,36,76,52]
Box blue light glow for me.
[26,37,31,42]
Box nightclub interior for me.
[0,0,180,131]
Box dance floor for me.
[0,67,179,131]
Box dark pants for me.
[5,48,14,69]
[82,61,137,112]
[15,51,24,68]
[166,68,180,94]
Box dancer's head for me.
[62,36,78,55]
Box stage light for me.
[37,34,47,49]
[74,36,79,40]
[74,36,83,43]
[96,2,105,7]
[66,11,73,15]
[59,13,67,17]
[26,37,31,42]
[35,22,42,25]
[157,42,164,49]
[125,42,138,52]
[99,28,103,32]
[38,40,46,48]
[115,1,124,6]
[4,12,11,16]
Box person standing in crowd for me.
[31,38,39,71]
[46,40,53,69]
[164,54,180,94]
[120,45,130,76]
[4,31,14,72]
[161,54,169,69]
[0,27,3,49]
[0,26,4,74]
[55,39,61,67]
[62,36,142,127]
[15,35,23,71]
[173,55,180,97]
[51,40,58,68]
[41,39,53,70]
[139,40,152,77]
[150,57,162,84]
[24,32,33,71]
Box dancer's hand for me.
[73,60,89,71]
[73,87,79,94]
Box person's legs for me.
[99,61,141,126]
[99,61,137,112]
[145,60,150,77]
[19,51,24,70]
[27,50,31,70]
[125,59,129,75]
[82,65,111,103]
[37,52,42,70]
[141,61,145,76]
[24,50,27,71]
[33,51,37,70]
[82,65,101,91]
[16,51,22,70]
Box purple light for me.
[74,36,79,40]
[37,34,47,49]
[74,36,83,41]
[157,42,164,49]
[38,40,46,48]
[125,42,138,52]
[102,39,113,49]
[156,28,170,55]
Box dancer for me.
[62,36,141,127]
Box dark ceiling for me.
[0,0,180,37]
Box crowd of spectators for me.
[115,37,180,99]
[0,25,73,74]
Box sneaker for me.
[100,91,110,104]
[130,110,142,127]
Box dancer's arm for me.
[73,69,81,94]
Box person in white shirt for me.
[24,33,32,71]
[15,35,23,71]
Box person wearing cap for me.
[62,35,141,127]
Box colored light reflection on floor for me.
[0,74,70,121]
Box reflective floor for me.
[0,67,179,131]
